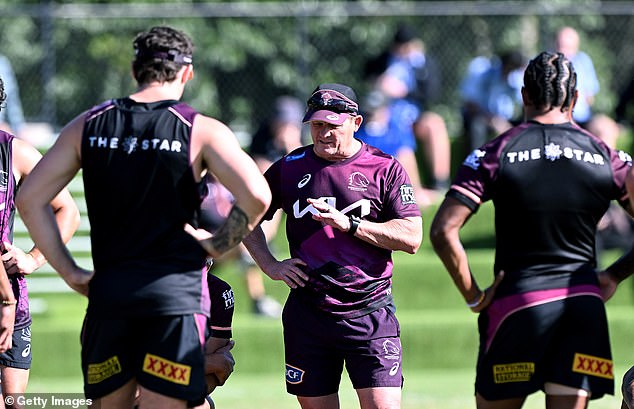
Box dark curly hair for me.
[132,26,194,85]
[523,51,577,113]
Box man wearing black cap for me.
[243,83,423,409]
[15,26,271,408]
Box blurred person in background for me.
[243,95,305,317]
[431,51,633,408]
[0,55,25,139]
[0,75,79,408]
[0,55,51,147]
[243,83,422,409]
[205,96,306,318]
[554,26,600,129]
[615,72,634,132]
[15,25,270,408]
[459,50,526,156]
[356,89,439,207]
[554,27,625,170]
[365,24,451,195]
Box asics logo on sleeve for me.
[298,174,311,188]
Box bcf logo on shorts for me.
[285,364,305,384]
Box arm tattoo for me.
[211,205,250,255]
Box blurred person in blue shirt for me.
[459,50,526,154]
[356,90,439,208]
[555,26,600,128]
[365,24,451,192]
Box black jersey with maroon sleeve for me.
[81,98,208,317]
[449,121,632,295]
[262,142,421,319]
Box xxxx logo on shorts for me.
[285,364,305,384]
[87,356,122,384]
[143,353,191,385]
[572,353,613,379]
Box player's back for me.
[488,122,628,293]
[81,98,207,317]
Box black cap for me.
[311,83,358,104]
[303,83,359,125]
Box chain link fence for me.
[0,1,633,146]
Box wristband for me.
[466,291,485,308]
[348,215,361,236]
[2,300,17,306]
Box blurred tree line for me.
[0,0,633,140]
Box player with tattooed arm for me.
[15,26,270,408]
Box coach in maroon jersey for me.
[15,26,270,408]
[243,83,422,409]
[431,51,634,408]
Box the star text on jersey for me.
[508,143,608,165]
[87,135,183,154]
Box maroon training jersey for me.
[263,142,420,319]
[449,121,632,296]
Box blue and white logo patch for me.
[464,149,485,170]
[286,151,306,161]
[285,364,305,384]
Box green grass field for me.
[23,203,634,407]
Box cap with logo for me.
[302,83,359,125]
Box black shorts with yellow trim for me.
[476,291,613,400]
[81,313,207,405]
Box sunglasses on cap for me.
[307,92,358,114]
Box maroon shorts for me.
[282,294,403,397]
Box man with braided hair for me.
[431,51,634,408]
[15,26,270,407]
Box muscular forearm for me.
[352,216,422,254]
